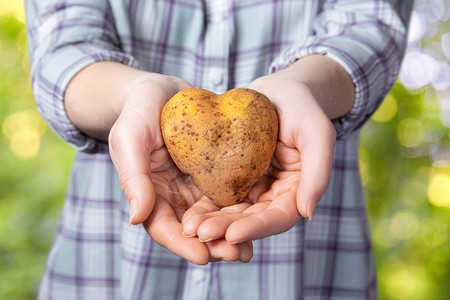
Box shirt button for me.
[210,11,226,23]
[210,69,224,86]
[192,269,206,283]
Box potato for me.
[161,88,278,207]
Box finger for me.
[205,240,240,262]
[247,173,276,203]
[182,197,220,236]
[226,191,300,243]
[144,196,209,265]
[182,197,219,224]
[109,106,158,225]
[248,169,300,205]
[239,240,254,262]
[196,202,265,242]
[184,201,250,240]
[295,115,336,220]
[196,214,244,242]
[205,239,253,262]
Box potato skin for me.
[161,88,278,207]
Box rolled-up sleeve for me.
[25,0,139,152]
[270,0,412,140]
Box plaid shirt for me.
[25,0,411,299]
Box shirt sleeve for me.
[25,0,139,153]
[269,0,412,140]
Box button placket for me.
[181,265,212,300]
[207,0,228,24]
[201,0,231,92]
[192,268,206,283]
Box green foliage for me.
[0,7,449,300]
[0,13,75,299]
[361,84,450,299]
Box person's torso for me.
[110,0,323,92]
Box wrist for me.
[118,73,192,123]
[65,62,153,142]
[265,54,355,120]
[248,78,327,123]
[115,72,158,116]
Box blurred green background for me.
[0,2,449,299]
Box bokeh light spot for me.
[442,33,450,59]
[2,110,47,160]
[374,219,398,248]
[430,140,450,167]
[389,211,420,241]
[407,11,426,43]
[416,0,446,22]
[397,118,424,147]
[372,94,398,123]
[10,127,41,159]
[0,2,25,22]
[431,226,448,247]
[385,267,426,300]
[432,62,450,91]
[428,173,450,208]
[0,40,21,70]
[440,96,450,128]
[399,51,440,90]
[359,161,369,187]
[358,148,370,187]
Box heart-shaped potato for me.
[161,88,278,207]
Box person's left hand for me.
[181,71,337,245]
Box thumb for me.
[294,113,336,220]
[109,105,160,225]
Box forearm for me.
[271,54,355,120]
[64,62,148,142]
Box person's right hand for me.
[108,73,253,265]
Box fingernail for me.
[223,258,236,262]
[229,239,243,245]
[239,250,252,263]
[239,255,252,263]
[183,231,197,238]
[307,201,315,221]
[198,237,214,243]
[129,199,137,226]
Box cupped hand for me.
[108,74,253,264]
[182,73,337,245]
